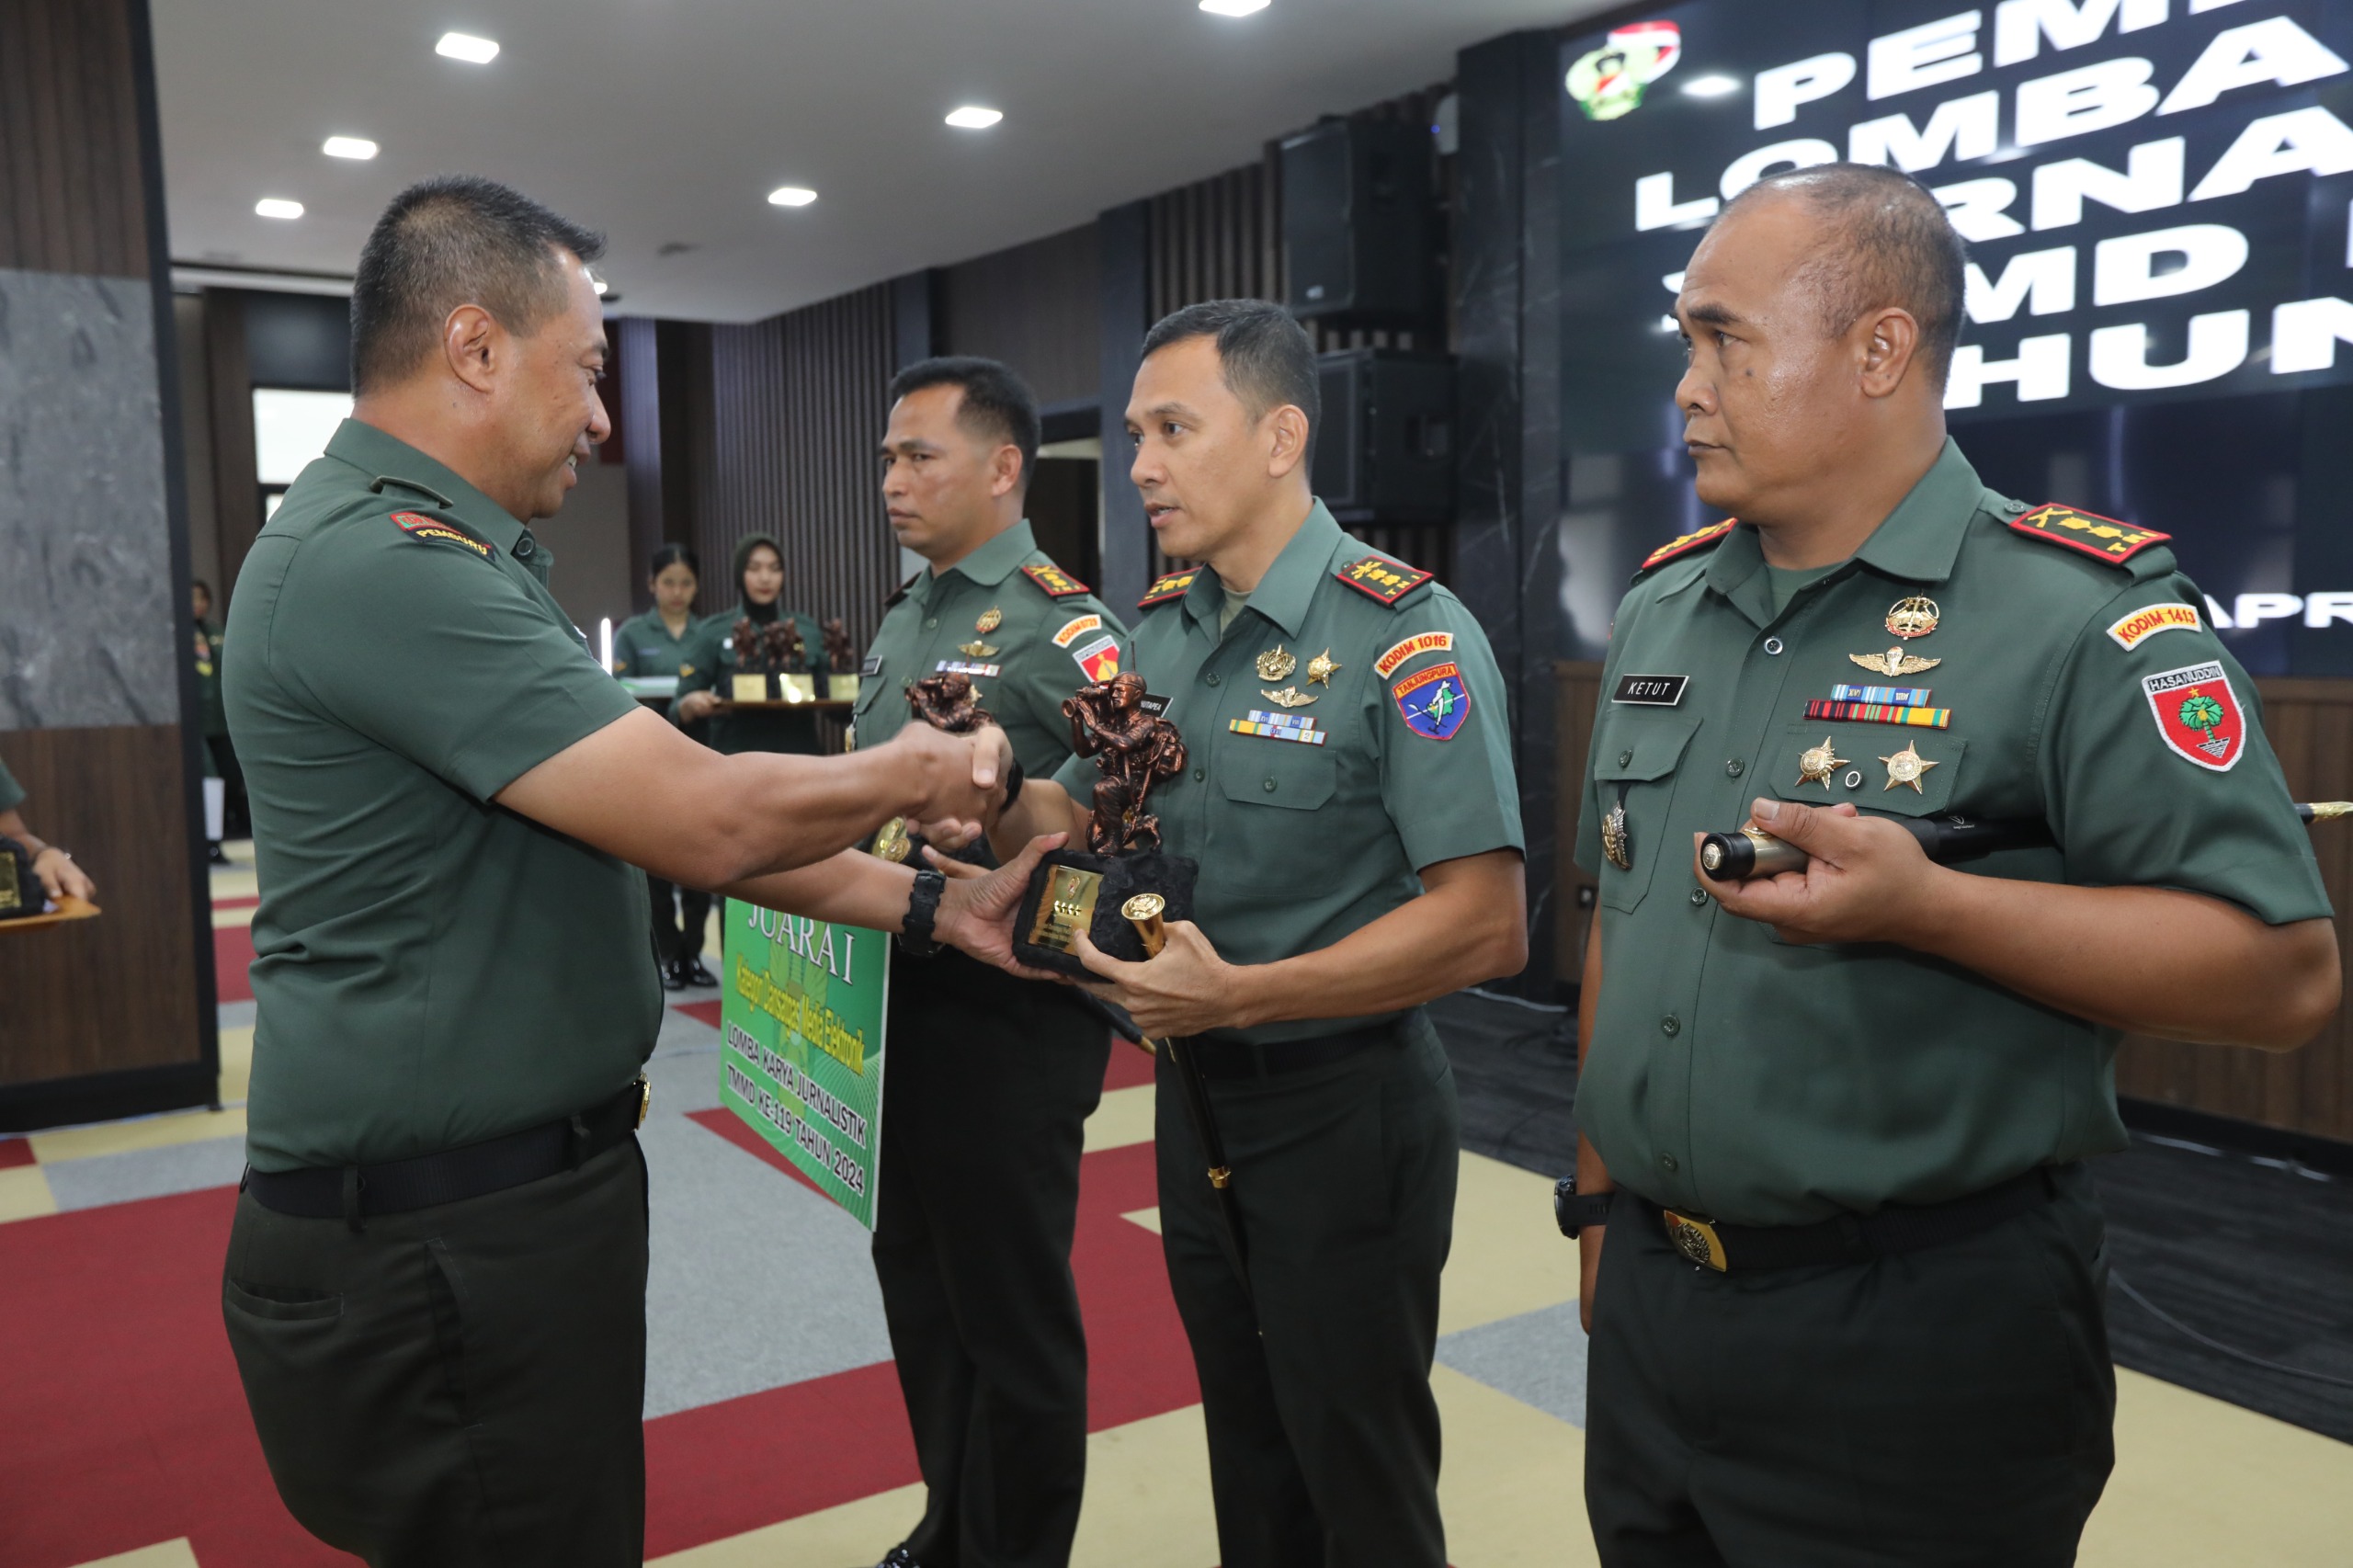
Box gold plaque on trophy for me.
[731,674,768,702]
[1023,863,1106,953]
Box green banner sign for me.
[718,900,891,1229]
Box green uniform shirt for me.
[0,758,22,813]
[224,419,654,1173]
[849,519,1128,779]
[610,608,699,714]
[194,621,229,738]
[1054,502,1524,1045]
[676,603,830,756]
[1574,439,2332,1227]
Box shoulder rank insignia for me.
[2009,504,2170,564]
[1639,518,1738,572]
[883,570,922,608]
[1336,554,1435,608]
[390,510,492,562]
[1139,569,1199,608]
[1022,562,1091,598]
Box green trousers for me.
[1155,1012,1459,1568]
[1585,1165,2116,1566]
[222,1139,649,1568]
[871,955,1109,1568]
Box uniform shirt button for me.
[924,618,938,630]
[514,535,536,559]
[1763,636,1784,655]
[1206,672,1222,687]
[1689,888,1709,906]
[1660,1153,1679,1173]
[1618,749,1634,767]
[1192,766,1205,782]
[1660,1014,1680,1036]
[1724,758,1745,778]
[1263,778,1278,793]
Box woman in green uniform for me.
[672,533,829,758]
[610,544,717,991]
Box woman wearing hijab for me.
[610,543,718,990]
[673,532,830,759]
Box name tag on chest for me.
[1612,674,1688,707]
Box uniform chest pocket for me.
[1591,711,1702,914]
[1764,722,1967,818]
[1213,737,1338,888]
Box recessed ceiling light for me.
[436,31,499,64]
[944,106,1004,130]
[1682,75,1741,97]
[321,135,378,160]
[767,186,817,207]
[1199,0,1271,15]
[255,198,304,220]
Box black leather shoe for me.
[684,958,719,988]
[660,958,688,992]
[875,1549,920,1568]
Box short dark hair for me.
[649,543,699,579]
[1722,163,1967,386]
[350,176,606,394]
[887,356,1041,490]
[191,578,212,597]
[1141,299,1321,443]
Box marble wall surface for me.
[0,267,175,731]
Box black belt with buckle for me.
[1643,1165,2068,1273]
[1181,1018,1400,1081]
[243,1076,651,1225]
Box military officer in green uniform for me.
[852,356,1128,1568]
[610,542,718,988]
[0,756,97,908]
[991,301,1529,1568]
[1568,165,2340,1566]
[218,176,1045,1568]
[673,533,830,757]
[191,578,245,856]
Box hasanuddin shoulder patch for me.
[2107,602,2202,651]
[1022,562,1091,597]
[1640,518,1737,571]
[391,511,492,561]
[1138,569,1199,608]
[2143,660,2244,772]
[1336,555,1435,607]
[2010,504,2170,564]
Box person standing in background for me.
[852,356,1129,1568]
[673,534,830,757]
[191,579,247,857]
[610,543,717,990]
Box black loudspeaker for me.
[1312,349,1455,524]
[1281,118,1434,321]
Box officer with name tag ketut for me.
[1567,164,2339,1566]
[988,301,1527,1568]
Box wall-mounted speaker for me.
[1312,349,1455,524]
[1280,118,1434,323]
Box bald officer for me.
[1570,165,2340,1565]
[856,356,1126,1568]
[992,300,1528,1568]
[221,176,1047,1568]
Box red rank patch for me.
[2142,660,2245,772]
[1022,562,1091,597]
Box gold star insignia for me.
[1256,644,1296,681]
[1880,744,1939,792]
[1794,736,1847,789]
[1849,646,1941,677]
[1305,648,1342,685]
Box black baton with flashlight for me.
[1699,801,2353,882]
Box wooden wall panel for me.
[1553,663,2353,1143]
[0,727,203,1085]
[0,0,147,277]
[939,224,1101,407]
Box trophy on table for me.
[822,617,862,701]
[730,618,817,704]
[867,671,995,865]
[1013,671,1197,976]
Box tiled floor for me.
[3,845,2349,1566]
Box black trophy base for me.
[1013,848,1198,978]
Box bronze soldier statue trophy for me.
[731,616,817,703]
[821,617,861,701]
[1013,671,1197,976]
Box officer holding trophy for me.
[990,301,1526,1568]
[1569,164,2339,1564]
[853,356,1129,1568]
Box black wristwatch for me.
[1554,1175,1615,1238]
[899,867,946,957]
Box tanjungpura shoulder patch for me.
[1022,562,1091,598]
[1639,518,1737,572]
[2009,504,2171,564]
[1335,554,1435,608]
[391,511,492,562]
[1138,569,1199,608]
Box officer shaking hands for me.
[221,176,1050,1568]
[855,356,1128,1568]
[991,300,1527,1568]
[1571,164,2340,1566]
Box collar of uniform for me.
[324,419,528,557]
[933,517,1038,595]
[1852,437,1980,585]
[1184,500,1341,638]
